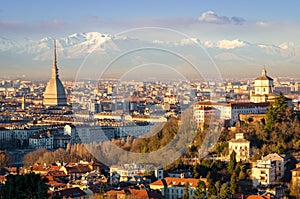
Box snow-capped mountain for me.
[0,36,19,51]
[0,32,148,61]
[0,32,297,62]
[0,32,299,79]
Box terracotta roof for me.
[150,177,199,188]
[51,187,87,198]
[65,165,91,173]
[30,165,62,175]
[106,189,163,199]
[230,102,270,107]
[247,195,271,199]
[130,189,151,199]
[47,171,68,177]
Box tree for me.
[23,148,47,167]
[1,173,49,199]
[238,170,245,180]
[183,182,190,199]
[206,172,213,184]
[193,180,206,199]
[219,183,230,199]
[207,182,217,199]
[266,93,288,132]
[230,173,237,194]
[0,150,13,167]
[228,151,237,174]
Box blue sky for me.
[2,0,300,38]
[1,0,300,79]
[1,0,300,23]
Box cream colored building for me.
[262,153,286,181]
[228,133,250,162]
[150,177,199,199]
[250,69,276,103]
[291,163,300,184]
[252,159,276,188]
[110,163,146,182]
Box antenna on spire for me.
[52,39,59,78]
[262,65,267,76]
[54,39,57,67]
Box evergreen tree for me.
[206,171,212,184]
[220,183,230,199]
[228,151,237,174]
[1,173,49,199]
[215,181,221,198]
[193,180,206,199]
[230,173,237,194]
[207,183,217,199]
[266,93,288,132]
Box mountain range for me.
[0,32,299,79]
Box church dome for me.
[43,40,67,107]
[44,77,67,106]
[255,68,273,81]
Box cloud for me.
[231,17,246,25]
[197,11,230,24]
[197,11,246,25]
[217,40,246,49]
[203,39,246,49]
[203,40,214,48]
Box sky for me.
[2,0,300,38]
[1,0,300,80]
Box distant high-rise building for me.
[43,40,67,107]
[21,95,26,110]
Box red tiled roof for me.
[66,165,91,173]
[106,189,163,199]
[150,177,199,188]
[247,195,271,199]
[51,187,86,198]
[47,171,68,177]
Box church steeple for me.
[52,39,59,78]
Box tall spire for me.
[52,39,59,78]
[262,65,267,76]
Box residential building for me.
[291,162,300,184]
[194,101,269,126]
[228,133,250,162]
[150,177,199,199]
[28,132,54,149]
[252,160,276,188]
[262,153,286,181]
[110,163,146,182]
